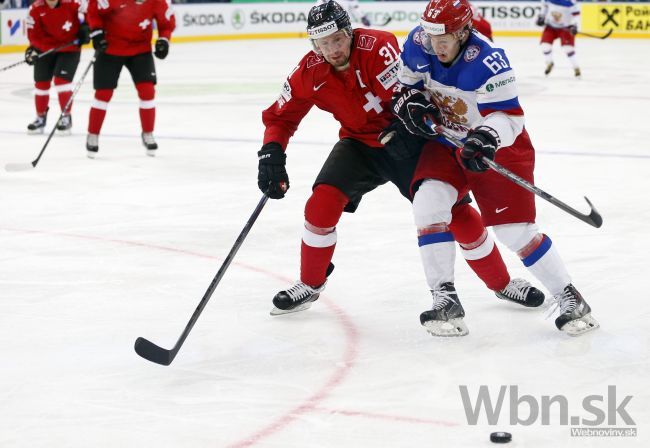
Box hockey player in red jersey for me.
[25,0,90,135]
[258,1,543,324]
[470,3,492,41]
[85,0,175,158]
[395,0,598,336]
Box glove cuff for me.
[258,142,286,164]
[473,126,501,148]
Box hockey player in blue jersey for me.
[391,0,599,337]
[536,0,581,77]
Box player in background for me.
[259,1,543,324]
[85,0,175,158]
[316,0,370,26]
[470,2,492,41]
[24,0,90,135]
[536,0,581,77]
[394,0,598,336]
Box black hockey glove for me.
[391,88,438,139]
[77,22,91,46]
[378,119,426,160]
[91,29,108,53]
[568,25,578,36]
[258,142,289,199]
[536,16,545,27]
[154,38,169,60]
[459,126,500,173]
[24,46,40,66]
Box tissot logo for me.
[476,5,540,20]
[183,13,225,27]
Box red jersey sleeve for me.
[153,0,175,40]
[262,60,315,150]
[26,4,46,50]
[86,0,111,30]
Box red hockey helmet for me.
[420,0,473,36]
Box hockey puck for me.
[490,432,512,443]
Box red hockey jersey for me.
[263,28,401,149]
[86,0,175,57]
[26,0,84,53]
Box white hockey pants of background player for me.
[492,223,571,297]
[541,42,580,70]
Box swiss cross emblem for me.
[62,21,72,32]
[363,92,383,114]
[139,19,151,30]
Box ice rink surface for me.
[0,35,648,447]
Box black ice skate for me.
[495,278,545,308]
[544,62,554,76]
[86,133,99,159]
[420,282,469,337]
[27,111,47,134]
[270,263,334,316]
[551,284,599,336]
[56,114,72,135]
[142,132,158,157]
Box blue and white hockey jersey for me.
[540,0,580,29]
[398,28,525,149]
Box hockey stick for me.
[577,29,613,40]
[135,194,270,366]
[5,51,97,172]
[433,125,603,228]
[0,39,80,73]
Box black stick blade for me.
[134,337,175,366]
[584,197,603,228]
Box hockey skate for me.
[142,132,158,157]
[56,114,72,135]
[495,278,545,308]
[270,281,327,316]
[549,284,599,336]
[86,133,99,159]
[420,282,469,337]
[544,62,554,76]
[270,263,334,316]
[27,112,47,135]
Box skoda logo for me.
[232,9,245,29]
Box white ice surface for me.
[0,37,648,447]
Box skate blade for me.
[146,149,157,157]
[86,151,97,159]
[422,318,469,337]
[561,314,600,337]
[27,129,44,135]
[56,129,72,136]
[270,302,313,316]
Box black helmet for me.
[307,1,352,40]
